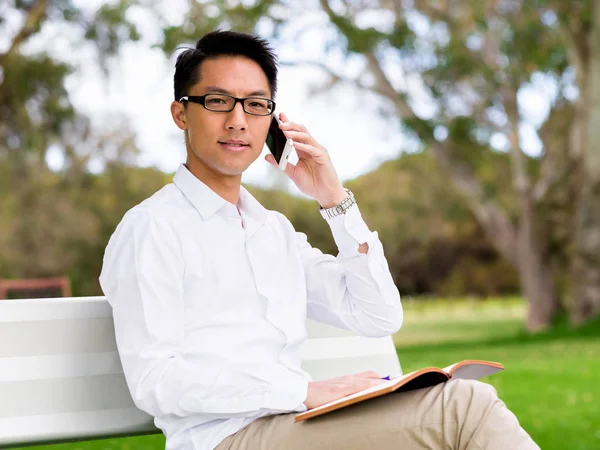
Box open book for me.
[295,360,504,422]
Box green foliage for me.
[0,54,75,154]
[388,20,417,53]
[160,0,277,55]
[344,151,519,296]
[400,115,435,140]
[85,0,141,45]
[22,148,517,298]
[0,0,155,294]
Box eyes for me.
[203,94,274,115]
[206,97,227,105]
[246,100,269,113]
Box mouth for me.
[219,140,249,152]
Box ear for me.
[170,100,187,131]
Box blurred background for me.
[1,0,599,449]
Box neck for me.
[184,160,242,206]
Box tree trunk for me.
[505,88,560,331]
[518,198,561,330]
[570,0,600,325]
[571,182,600,324]
[434,142,559,330]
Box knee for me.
[446,378,498,405]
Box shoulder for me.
[128,183,189,223]
[107,183,193,250]
[118,183,198,232]
[100,185,186,287]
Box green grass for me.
[397,297,600,450]
[18,297,600,450]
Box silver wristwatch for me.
[319,189,357,219]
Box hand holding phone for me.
[265,115,294,171]
[264,112,347,209]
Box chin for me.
[218,156,260,176]
[215,162,252,177]
[188,151,252,178]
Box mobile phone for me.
[265,115,294,171]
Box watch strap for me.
[319,189,356,219]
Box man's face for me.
[171,56,272,179]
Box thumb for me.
[265,154,296,178]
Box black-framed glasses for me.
[179,94,275,116]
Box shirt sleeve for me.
[99,211,308,420]
[298,205,403,337]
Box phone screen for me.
[265,116,287,164]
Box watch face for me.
[320,190,356,219]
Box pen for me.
[381,376,391,380]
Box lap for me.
[216,379,497,450]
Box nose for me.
[225,101,247,131]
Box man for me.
[99,31,539,450]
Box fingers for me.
[341,372,387,394]
[335,372,387,391]
[305,374,387,410]
[278,117,305,131]
[282,129,319,147]
[278,115,308,134]
[349,377,386,394]
[327,371,383,384]
[354,370,385,379]
[276,113,327,155]
[293,142,329,162]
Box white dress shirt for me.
[99,164,402,450]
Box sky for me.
[5,1,554,193]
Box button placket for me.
[245,227,305,368]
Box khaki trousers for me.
[216,379,539,450]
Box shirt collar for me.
[173,164,227,220]
[173,164,269,225]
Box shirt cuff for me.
[323,204,373,253]
[264,376,309,412]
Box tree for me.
[567,0,600,324]
[0,0,144,285]
[157,0,600,330]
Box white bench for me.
[0,296,402,448]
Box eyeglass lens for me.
[204,94,273,115]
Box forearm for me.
[300,205,403,336]
[305,238,403,336]
[120,350,308,418]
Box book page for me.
[443,362,458,373]
[302,374,406,416]
[444,360,504,379]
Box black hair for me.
[173,30,278,102]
